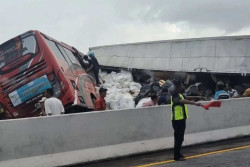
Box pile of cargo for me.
[100,71,142,110]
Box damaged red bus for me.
[0,30,97,119]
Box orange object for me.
[243,88,250,97]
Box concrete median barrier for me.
[0,98,250,167]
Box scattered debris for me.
[100,71,141,110]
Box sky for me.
[1,0,250,53]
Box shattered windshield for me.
[0,34,38,69]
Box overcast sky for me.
[1,0,250,52]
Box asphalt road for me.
[156,147,250,167]
[66,136,250,167]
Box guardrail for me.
[0,98,250,167]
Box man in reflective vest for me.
[171,80,202,161]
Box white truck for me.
[90,35,250,76]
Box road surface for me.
[66,136,250,167]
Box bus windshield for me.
[0,34,38,69]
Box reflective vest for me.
[171,94,188,121]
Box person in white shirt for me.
[44,88,65,116]
[226,82,239,98]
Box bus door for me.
[58,46,96,109]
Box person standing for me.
[87,51,100,68]
[39,97,47,116]
[171,80,201,161]
[84,52,101,85]
[44,88,65,116]
[95,87,107,111]
[214,82,229,100]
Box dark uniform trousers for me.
[172,119,186,159]
[93,68,100,84]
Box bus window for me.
[57,45,75,70]
[45,39,74,76]
[45,39,65,62]
[0,34,38,72]
[22,35,37,55]
[60,47,83,72]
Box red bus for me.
[0,30,97,119]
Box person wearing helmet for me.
[87,51,100,68]
[84,51,101,85]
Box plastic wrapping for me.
[101,71,141,110]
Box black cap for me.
[99,87,107,93]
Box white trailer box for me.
[90,36,250,75]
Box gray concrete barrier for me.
[0,98,250,167]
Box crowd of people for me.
[90,78,250,113]
[140,80,250,108]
